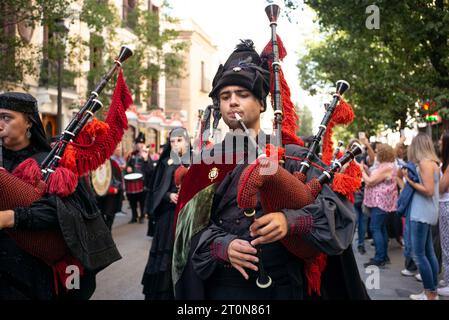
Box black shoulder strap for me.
[32,152,49,166]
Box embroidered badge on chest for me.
[208,167,219,182]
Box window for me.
[0,2,17,81]
[123,0,137,30]
[151,4,159,16]
[150,76,159,108]
[148,0,159,14]
[88,33,104,91]
[148,1,159,35]
[39,22,75,88]
[42,114,57,139]
[201,61,207,92]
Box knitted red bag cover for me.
[0,167,69,266]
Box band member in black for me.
[125,132,153,224]
[95,158,124,230]
[142,127,190,300]
[173,41,369,300]
[0,92,120,299]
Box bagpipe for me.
[0,46,133,276]
[199,103,221,150]
[193,109,205,153]
[235,4,362,292]
[176,106,221,188]
[332,140,345,163]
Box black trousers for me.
[205,258,304,300]
[127,191,146,221]
[97,194,119,230]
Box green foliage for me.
[86,33,106,91]
[80,0,119,33]
[0,35,37,88]
[123,2,186,105]
[1,0,185,107]
[298,33,418,136]
[297,105,314,137]
[294,0,449,136]
[0,0,72,89]
[333,125,356,147]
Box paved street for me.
[91,202,447,300]
[354,236,447,300]
[91,205,150,300]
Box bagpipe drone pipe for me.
[0,45,133,270]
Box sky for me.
[167,0,328,129]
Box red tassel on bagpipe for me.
[46,167,78,197]
[175,166,189,188]
[60,69,133,177]
[321,98,354,166]
[12,158,43,185]
[11,156,79,198]
[305,252,327,296]
[84,117,110,137]
[331,159,362,203]
[265,143,285,159]
[261,35,304,147]
[318,98,361,202]
[59,144,77,174]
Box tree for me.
[289,0,449,135]
[123,1,186,109]
[0,0,186,110]
[79,0,186,108]
[297,105,314,137]
[0,0,71,89]
[298,33,419,136]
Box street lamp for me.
[54,18,69,134]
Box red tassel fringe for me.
[59,144,77,175]
[262,35,304,147]
[12,158,43,186]
[265,143,285,159]
[331,160,362,203]
[321,98,355,166]
[331,99,354,125]
[60,69,133,177]
[305,253,327,296]
[46,167,78,197]
[84,118,110,138]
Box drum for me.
[91,160,112,197]
[124,173,144,194]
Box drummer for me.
[125,132,154,224]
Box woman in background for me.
[362,144,398,267]
[405,133,440,300]
[141,127,190,300]
[438,131,449,297]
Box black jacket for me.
[0,145,121,299]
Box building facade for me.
[164,19,219,141]
[1,0,169,151]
